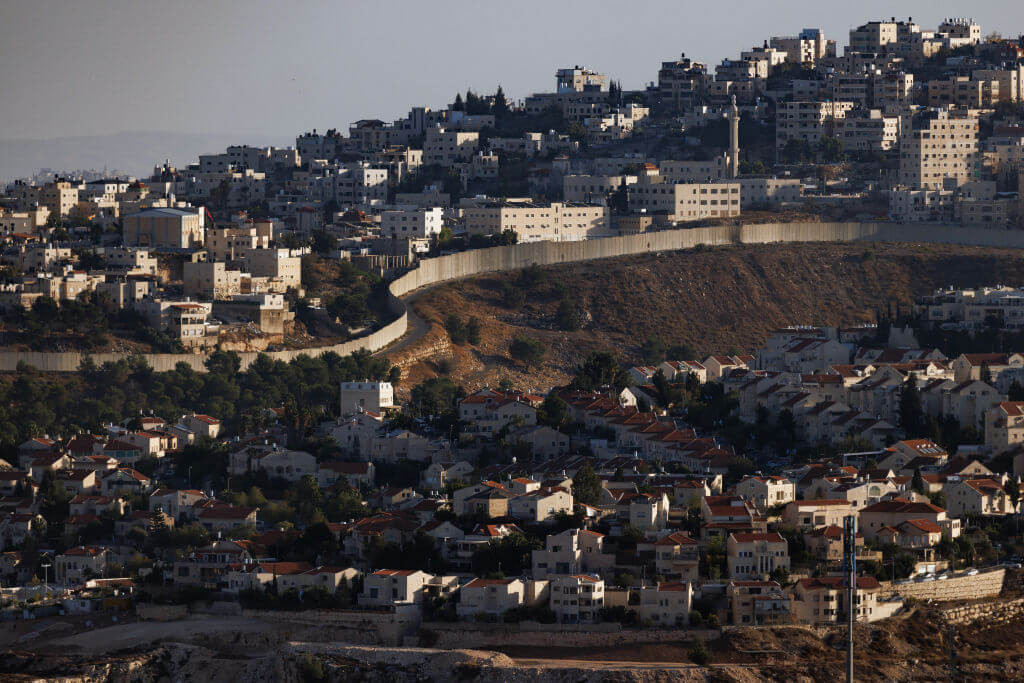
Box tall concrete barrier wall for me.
[6,221,1024,373]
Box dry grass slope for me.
[387,242,1024,395]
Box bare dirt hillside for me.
[385,242,1024,395]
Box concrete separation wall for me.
[7,221,1024,373]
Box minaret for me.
[728,95,740,178]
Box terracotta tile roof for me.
[730,532,785,543]
[464,578,515,588]
[799,576,880,590]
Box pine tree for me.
[149,509,169,539]
[911,466,925,494]
[571,463,603,506]
[453,92,464,111]
[493,85,510,118]
[899,373,924,437]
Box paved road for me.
[372,287,434,358]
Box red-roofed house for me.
[704,355,753,381]
[550,574,605,624]
[197,505,258,532]
[728,580,791,626]
[55,546,109,585]
[790,575,885,625]
[951,352,1024,384]
[637,581,692,627]
[17,437,57,467]
[875,439,947,474]
[149,488,209,519]
[277,566,361,593]
[658,360,707,384]
[458,389,539,435]
[101,468,153,496]
[806,524,864,563]
[509,486,573,523]
[727,532,789,580]
[877,518,944,549]
[69,495,125,518]
[943,477,1018,517]
[532,528,613,580]
[317,460,375,489]
[223,561,313,594]
[54,469,99,495]
[182,414,222,440]
[457,578,528,621]
[735,475,795,510]
[782,499,855,530]
[859,498,959,540]
[359,569,455,607]
[652,531,700,580]
[986,402,1024,453]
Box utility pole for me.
[844,514,857,683]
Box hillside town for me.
[5,10,1024,679]
[2,315,1024,636]
[3,18,1024,356]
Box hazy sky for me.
[2,0,1022,142]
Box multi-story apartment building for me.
[549,574,604,624]
[339,381,394,415]
[556,66,606,93]
[848,20,902,53]
[660,157,730,183]
[423,128,480,166]
[927,76,1001,109]
[737,178,802,208]
[532,528,613,580]
[770,28,835,65]
[123,207,205,249]
[563,174,637,204]
[657,54,707,109]
[872,72,914,113]
[973,67,1024,103]
[40,180,82,218]
[205,225,271,262]
[837,109,900,153]
[462,201,609,243]
[380,207,443,240]
[183,261,242,299]
[243,249,301,291]
[627,179,740,221]
[898,109,978,189]
[888,187,954,222]
[775,101,855,156]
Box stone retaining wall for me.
[420,621,721,649]
[942,596,1024,626]
[882,568,1005,601]
[7,221,1024,373]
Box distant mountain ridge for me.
[0,130,294,183]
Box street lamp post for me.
[40,554,52,595]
